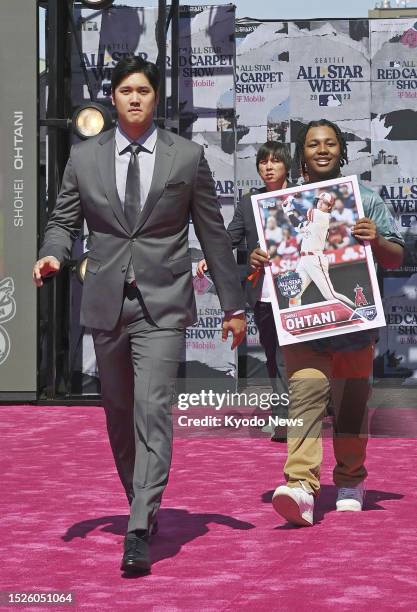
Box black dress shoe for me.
[121,532,151,574]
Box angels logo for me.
[354,284,368,307]
[0,278,16,365]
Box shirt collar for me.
[115,122,157,154]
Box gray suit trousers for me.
[92,289,184,532]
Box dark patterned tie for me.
[124,143,142,231]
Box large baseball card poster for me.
[252,175,385,345]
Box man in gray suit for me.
[33,56,246,574]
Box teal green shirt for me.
[358,183,404,247]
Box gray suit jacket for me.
[228,184,293,307]
[227,188,266,308]
[40,127,244,330]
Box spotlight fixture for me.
[80,0,115,8]
[72,103,113,140]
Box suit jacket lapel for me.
[96,128,130,233]
[134,128,176,233]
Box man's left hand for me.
[352,217,377,243]
[222,313,246,350]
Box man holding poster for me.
[251,119,404,526]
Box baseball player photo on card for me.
[251,175,386,345]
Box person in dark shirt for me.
[197,142,293,441]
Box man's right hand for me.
[32,256,61,287]
[249,247,270,270]
[196,258,208,278]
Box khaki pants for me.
[282,342,374,495]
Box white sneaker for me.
[336,483,365,512]
[272,485,314,526]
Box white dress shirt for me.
[115,122,157,209]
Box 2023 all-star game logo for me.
[277,271,302,298]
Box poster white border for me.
[251,175,386,346]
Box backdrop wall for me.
[66,9,417,391]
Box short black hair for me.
[111,56,160,94]
[256,141,291,173]
[295,119,348,174]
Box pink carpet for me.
[1,405,417,611]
